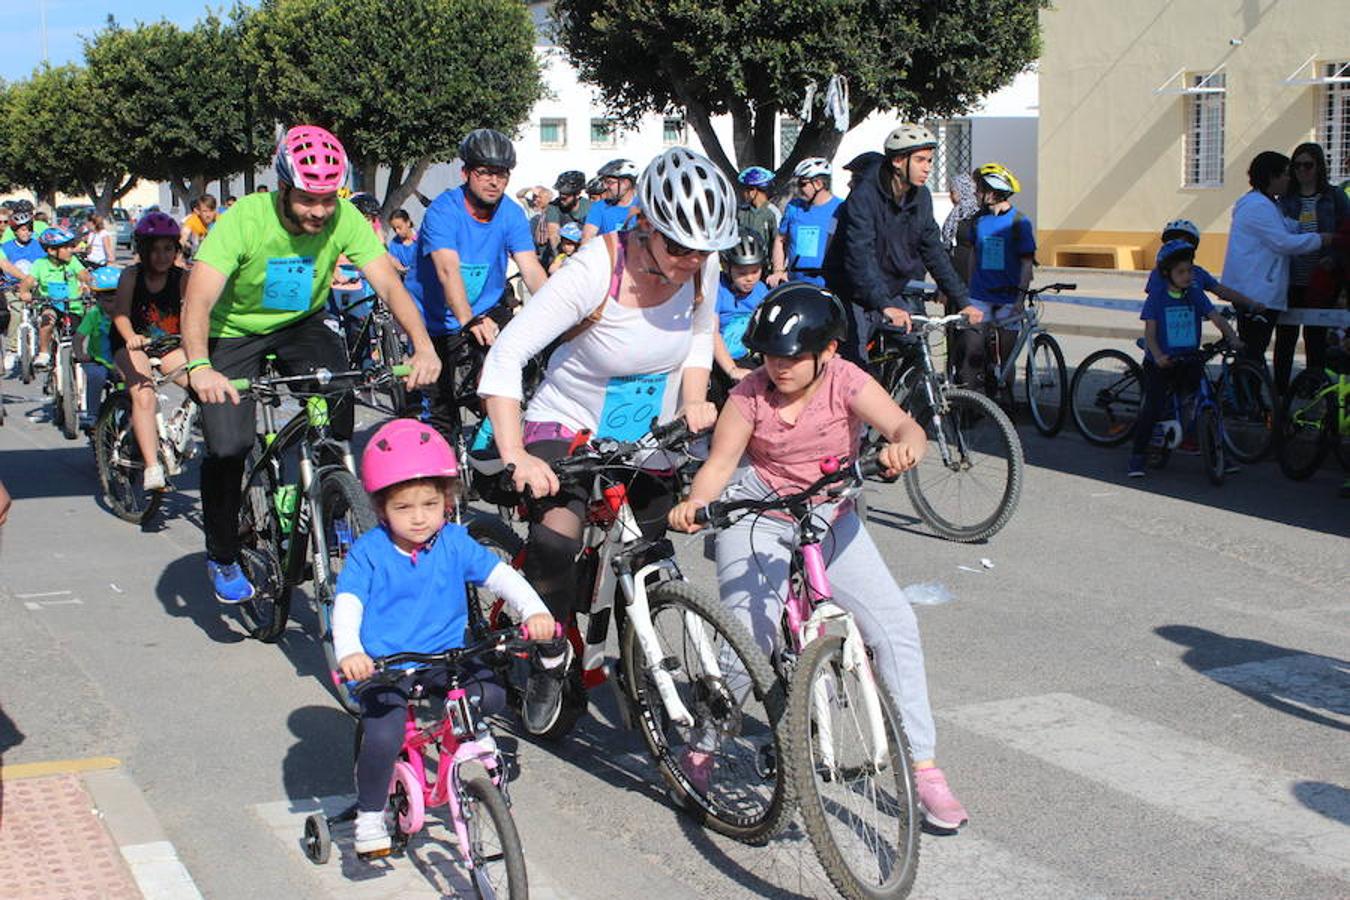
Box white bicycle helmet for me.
[637,147,739,253]
[793,157,832,180]
[884,123,938,156]
[1161,218,1201,244]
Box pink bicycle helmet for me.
[361,418,458,494]
[134,211,180,239]
[274,125,348,195]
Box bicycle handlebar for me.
[352,625,561,690]
[228,363,412,393]
[693,450,883,528]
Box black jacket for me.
[824,161,969,313]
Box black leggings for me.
[522,438,676,622]
[356,665,504,812]
[413,305,512,439]
[1130,358,1203,455]
[954,323,1017,392]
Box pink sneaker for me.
[915,767,968,831]
[679,749,715,796]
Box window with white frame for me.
[1317,61,1350,182]
[540,118,567,149]
[924,118,972,194]
[590,118,617,148]
[662,116,686,146]
[1184,73,1225,187]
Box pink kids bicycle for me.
[303,628,540,899]
[695,451,922,900]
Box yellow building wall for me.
[1038,0,1346,271]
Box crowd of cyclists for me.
[1,117,1345,887]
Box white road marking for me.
[23,597,83,610]
[941,692,1350,880]
[16,589,72,598]
[121,841,205,899]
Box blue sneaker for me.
[1126,455,1146,478]
[207,559,255,604]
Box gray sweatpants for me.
[714,469,938,761]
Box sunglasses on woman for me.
[661,232,708,258]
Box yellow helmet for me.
[976,162,1020,195]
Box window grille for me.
[1184,73,1225,187]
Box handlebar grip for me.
[858,455,884,479]
[391,363,411,377]
[693,506,711,526]
[228,377,251,391]
[649,417,691,444]
[1060,283,1078,291]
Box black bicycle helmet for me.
[721,229,766,268]
[554,170,586,194]
[744,283,848,356]
[459,128,516,170]
[843,151,885,173]
[349,192,381,217]
[585,176,606,196]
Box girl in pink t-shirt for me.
[669,284,970,832]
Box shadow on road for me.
[1292,781,1350,826]
[154,552,247,644]
[283,704,361,801]
[1156,625,1350,733]
[0,446,99,500]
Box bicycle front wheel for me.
[1276,388,1331,481]
[237,446,292,642]
[786,635,920,900]
[1025,332,1068,436]
[378,325,408,414]
[19,325,34,384]
[621,578,788,844]
[461,773,528,900]
[1198,407,1225,486]
[58,344,79,439]
[94,394,161,524]
[1070,349,1143,446]
[316,470,378,714]
[904,388,1023,542]
[1217,360,1275,463]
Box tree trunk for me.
[218,177,230,202]
[750,103,777,172]
[382,157,433,216]
[243,169,256,193]
[168,177,191,213]
[357,160,378,195]
[383,162,405,212]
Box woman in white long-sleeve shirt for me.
[478,147,740,735]
[1222,151,1332,368]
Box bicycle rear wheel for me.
[786,635,920,900]
[1276,388,1331,481]
[904,388,1023,542]
[461,773,528,900]
[1070,349,1142,446]
[1198,407,1225,486]
[1217,360,1275,463]
[237,447,292,641]
[58,343,79,439]
[94,393,161,524]
[1025,332,1068,436]
[316,470,378,714]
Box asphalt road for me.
[0,338,1345,899]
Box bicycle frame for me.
[988,301,1042,391]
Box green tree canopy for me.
[248,0,545,213]
[83,11,272,207]
[552,0,1046,183]
[4,64,138,211]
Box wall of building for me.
[1038,0,1347,271]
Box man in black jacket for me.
[824,123,982,363]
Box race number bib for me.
[1164,305,1197,351]
[598,372,669,442]
[980,235,1006,272]
[263,257,315,311]
[461,263,489,303]
[795,225,822,260]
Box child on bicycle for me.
[334,418,558,858]
[711,230,769,401]
[1127,240,1244,478]
[547,221,583,274]
[110,213,188,491]
[668,284,970,832]
[954,163,1035,392]
[1147,219,1265,313]
[18,227,90,368]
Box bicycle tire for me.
[466,513,524,634]
[1025,332,1068,437]
[1276,388,1331,481]
[1198,407,1225,486]
[59,344,79,439]
[621,578,788,844]
[786,635,920,900]
[1217,360,1275,463]
[903,387,1023,542]
[462,773,528,900]
[237,446,292,641]
[1070,349,1143,446]
[316,470,378,715]
[379,325,408,414]
[93,393,161,524]
[19,326,34,384]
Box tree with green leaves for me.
[552,0,1045,184]
[3,65,139,211]
[248,0,544,214]
[83,11,273,209]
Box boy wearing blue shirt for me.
[710,231,769,405]
[1145,219,1264,313]
[955,163,1037,392]
[1127,241,1243,477]
[769,158,842,288]
[581,158,639,242]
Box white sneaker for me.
[33,352,50,369]
[144,464,167,491]
[353,810,391,858]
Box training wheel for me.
[303,812,332,864]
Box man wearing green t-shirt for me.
[181,125,441,604]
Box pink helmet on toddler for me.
[361,419,458,494]
[275,125,349,195]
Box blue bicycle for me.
[1144,339,1239,485]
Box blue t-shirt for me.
[1140,279,1214,360]
[584,199,635,236]
[388,234,417,278]
[1145,264,1219,298]
[715,277,768,359]
[1,237,45,286]
[779,196,843,286]
[335,523,501,658]
[968,206,1037,305]
[408,187,534,335]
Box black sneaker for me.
[522,640,571,735]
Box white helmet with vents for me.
[637,147,739,253]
